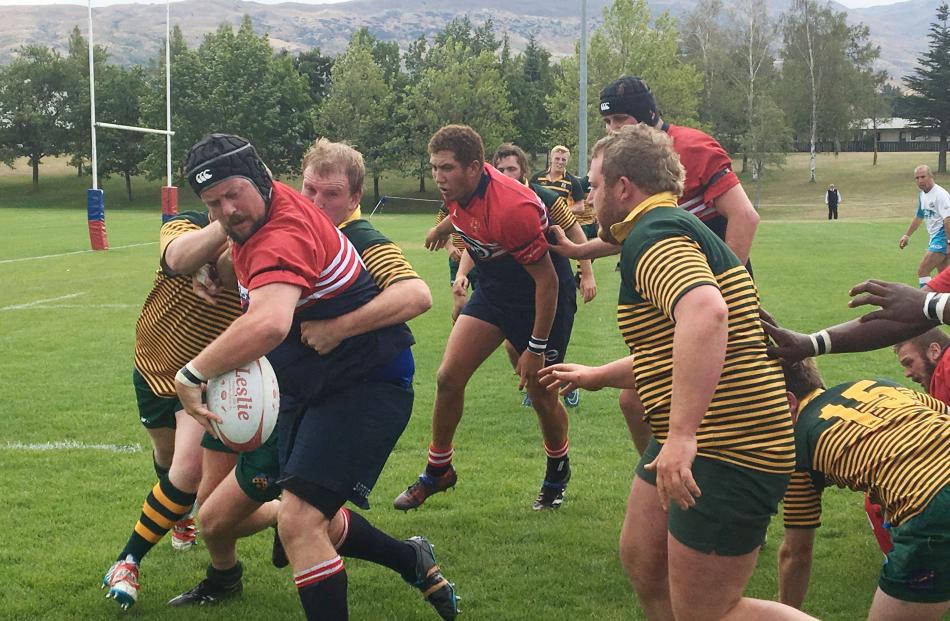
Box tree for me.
[293,48,334,106]
[400,38,514,191]
[503,34,555,156]
[140,16,313,182]
[97,65,149,200]
[318,33,398,203]
[62,26,108,178]
[545,0,702,158]
[902,3,950,173]
[0,45,72,190]
[780,0,879,181]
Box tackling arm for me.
[163,220,229,275]
[713,184,759,264]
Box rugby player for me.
[394,125,577,512]
[539,124,810,621]
[168,139,454,618]
[530,145,593,238]
[898,165,950,287]
[778,358,949,620]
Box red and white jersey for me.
[667,124,741,223]
[447,164,550,266]
[231,181,369,318]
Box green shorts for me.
[879,484,950,603]
[133,367,180,429]
[636,438,789,556]
[233,433,281,503]
[448,257,479,289]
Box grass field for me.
[0,153,944,620]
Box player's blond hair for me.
[550,145,570,157]
[302,138,365,196]
[592,124,684,197]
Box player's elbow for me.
[401,278,433,319]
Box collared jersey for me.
[231,181,413,404]
[530,169,592,224]
[783,380,950,528]
[134,212,242,397]
[615,193,794,475]
[666,124,741,224]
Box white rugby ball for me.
[206,356,279,452]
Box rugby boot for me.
[171,516,198,551]
[532,463,572,511]
[102,555,140,610]
[563,389,581,408]
[393,467,458,511]
[167,577,242,606]
[405,536,460,621]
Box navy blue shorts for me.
[461,285,576,365]
[276,380,413,510]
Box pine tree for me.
[902,3,950,172]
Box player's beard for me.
[223,213,266,244]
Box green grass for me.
[0,154,941,620]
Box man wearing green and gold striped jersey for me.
[530,144,591,233]
[539,124,808,621]
[778,359,950,620]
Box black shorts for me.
[276,381,413,510]
[461,285,576,365]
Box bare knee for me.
[278,494,330,544]
[168,451,202,492]
[435,363,468,396]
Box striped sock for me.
[544,440,570,483]
[119,477,196,562]
[332,508,351,550]
[424,444,453,477]
[295,557,347,620]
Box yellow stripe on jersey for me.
[436,207,466,251]
[619,238,794,475]
[635,236,719,320]
[783,471,822,528]
[360,242,418,290]
[811,383,950,525]
[547,195,579,230]
[135,219,242,398]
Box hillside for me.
[0,0,935,80]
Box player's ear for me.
[786,391,800,423]
[927,342,942,363]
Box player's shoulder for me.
[341,218,392,252]
[529,182,560,208]
[162,211,208,231]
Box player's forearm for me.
[669,290,727,440]
[189,283,298,377]
[564,223,595,277]
[164,221,229,275]
[594,356,638,390]
[568,238,621,260]
[457,251,475,280]
[434,217,455,235]
[330,278,432,339]
[905,217,922,237]
[215,249,237,289]
[724,211,758,264]
[529,263,558,340]
[778,533,815,609]
[825,317,933,353]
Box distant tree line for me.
[1,0,949,195]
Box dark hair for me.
[492,143,529,179]
[599,76,659,125]
[893,327,950,355]
[428,125,485,168]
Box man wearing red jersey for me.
[162,134,457,621]
[393,125,577,512]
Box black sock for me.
[297,567,348,621]
[207,561,243,587]
[152,454,170,480]
[545,455,570,484]
[337,511,416,582]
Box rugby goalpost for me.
[86,0,176,250]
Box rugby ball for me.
[206,356,279,452]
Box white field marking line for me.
[0,241,157,265]
[15,303,137,310]
[0,292,87,311]
[2,441,143,454]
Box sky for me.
[0,0,902,8]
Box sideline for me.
[0,292,87,311]
[2,441,143,454]
[0,241,157,265]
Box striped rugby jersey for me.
[134,212,242,397]
[530,169,592,225]
[665,124,740,224]
[614,193,794,475]
[783,380,950,528]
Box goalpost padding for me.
[87,188,109,250]
[161,186,178,223]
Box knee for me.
[619,389,644,416]
[435,364,466,396]
[277,494,330,544]
[197,504,226,540]
[619,532,666,596]
[168,454,202,492]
